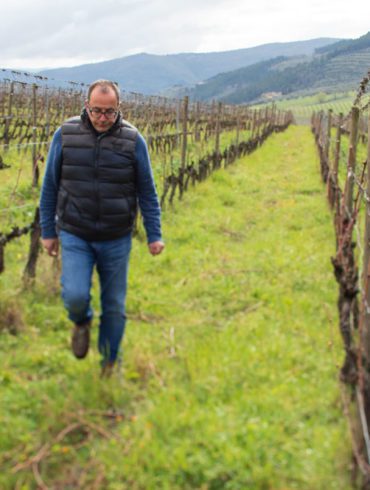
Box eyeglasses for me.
[88,107,118,118]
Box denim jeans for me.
[59,229,132,363]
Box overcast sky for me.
[2,0,370,70]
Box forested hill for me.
[35,38,339,94]
[186,31,370,103]
[315,31,370,57]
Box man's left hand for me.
[148,241,165,256]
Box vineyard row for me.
[311,69,370,488]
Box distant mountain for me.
[36,38,340,94]
[187,32,370,103]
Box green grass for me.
[0,126,351,489]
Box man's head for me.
[85,80,120,133]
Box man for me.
[40,79,164,376]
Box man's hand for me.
[42,238,59,257]
[148,241,165,256]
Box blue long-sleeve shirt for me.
[40,127,162,244]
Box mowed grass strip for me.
[0,126,350,489]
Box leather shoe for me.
[71,321,91,359]
[101,361,115,378]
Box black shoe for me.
[71,321,90,359]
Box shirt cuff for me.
[147,234,163,244]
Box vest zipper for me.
[95,134,104,230]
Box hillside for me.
[35,38,340,94]
[187,31,370,103]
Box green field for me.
[0,126,351,489]
[256,91,356,125]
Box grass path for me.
[1,126,351,489]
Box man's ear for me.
[84,99,89,110]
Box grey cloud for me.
[1,0,370,69]
[2,0,205,65]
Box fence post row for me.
[312,98,370,487]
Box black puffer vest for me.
[56,111,138,241]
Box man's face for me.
[85,86,119,133]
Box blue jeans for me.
[59,230,132,363]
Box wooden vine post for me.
[59,87,65,123]
[263,105,269,136]
[179,95,189,198]
[328,113,343,218]
[345,107,360,217]
[4,81,14,148]
[323,109,332,183]
[181,96,188,171]
[176,98,181,147]
[45,87,50,143]
[276,109,281,129]
[23,207,41,282]
[361,107,370,442]
[235,105,241,146]
[31,83,38,187]
[215,101,222,157]
[333,113,343,187]
[195,101,201,142]
[271,103,276,128]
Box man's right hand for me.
[42,238,59,257]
